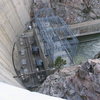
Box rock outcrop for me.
[39,59,100,100]
[51,0,100,24]
[94,52,100,59]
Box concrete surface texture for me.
[0,82,64,100]
[0,0,32,87]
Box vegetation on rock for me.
[54,56,66,70]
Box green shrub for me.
[54,56,66,70]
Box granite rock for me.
[39,59,100,100]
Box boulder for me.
[39,59,100,100]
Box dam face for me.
[0,0,100,89]
[0,0,32,87]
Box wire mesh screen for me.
[35,8,54,18]
[35,8,78,63]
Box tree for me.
[54,56,66,70]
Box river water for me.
[74,33,100,64]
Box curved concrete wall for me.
[0,0,32,87]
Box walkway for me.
[70,19,100,37]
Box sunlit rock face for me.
[50,0,100,24]
[39,59,100,100]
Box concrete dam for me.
[0,0,32,87]
[0,0,100,100]
[0,0,77,88]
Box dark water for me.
[74,33,100,64]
